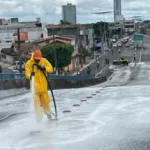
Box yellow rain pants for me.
[34,91,51,119]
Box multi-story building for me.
[0,18,19,25]
[124,20,135,33]
[114,0,122,22]
[62,3,77,24]
[0,18,48,51]
[46,24,94,50]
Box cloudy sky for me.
[0,0,149,24]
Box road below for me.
[80,47,121,75]
[1,36,150,150]
[1,61,150,149]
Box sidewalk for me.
[0,61,13,73]
[81,57,96,70]
[65,56,96,76]
[71,56,96,76]
[0,61,11,68]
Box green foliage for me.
[78,45,89,56]
[60,20,71,25]
[93,22,108,36]
[41,44,74,68]
[78,44,90,62]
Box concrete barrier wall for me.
[0,66,112,99]
[0,77,107,99]
[48,77,107,90]
[0,76,107,92]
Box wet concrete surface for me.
[1,38,150,149]
[1,62,150,149]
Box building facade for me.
[62,3,76,24]
[46,24,94,51]
[124,20,135,33]
[0,23,48,51]
[114,0,122,22]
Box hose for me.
[31,64,58,120]
[42,70,58,119]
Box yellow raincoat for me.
[25,55,54,119]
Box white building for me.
[0,23,48,51]
[124,20,135,33]
[62,3,77,24]
[114,0,122,22]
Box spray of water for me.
[31,76,35,101]
[30,76,35,112]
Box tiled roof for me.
[1,48,13,54]
[49,39,70,44]
[14,43,37,53]
[34,35,75,44]
[1,43,37,56]
[1,48,17,56]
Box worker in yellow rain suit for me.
[25,50,54,121]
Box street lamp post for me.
[52,28,58,75]
[17,28,22,74]
[93,11,113,53]
[92,24,96,58]
[102,27,113,66]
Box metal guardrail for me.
[0,73,96,80]
[0,73,25,80]
[47,74,96,80]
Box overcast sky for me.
[0,0,149,24]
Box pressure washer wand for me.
[31,65,35,103]
[31,65,35,78]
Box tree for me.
[93,21,109,37]
[78,44,90,63]
[59,20,71,25]
[41,44,74,69]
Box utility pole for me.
[92,24,95,59]
[92,11,113,54]
[77,26,80,69]
[17,28,22,74]
[52,28,58,75]
[100,23,102,54]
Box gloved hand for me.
[37,65,46,71]
[30,72,35,80]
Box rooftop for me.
[46,24,92,29]
[1,43,37,56]
[14,43,37,53]
[34,35,75,44]
[0,23,42,30]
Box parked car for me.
[113,58,130,66]
[128,42,133,46]
[117,42,122,47]
[113,43,117,48]
[112,39,116,42]
[125,43,130,47]
[104,47,111,52]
